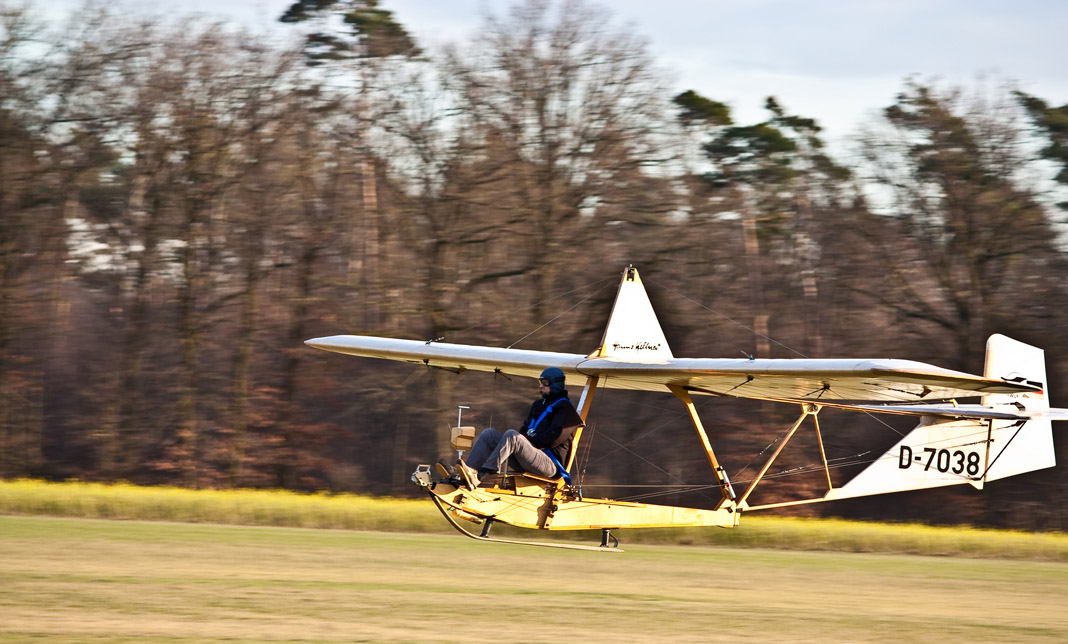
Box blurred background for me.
[2,0,1067,530]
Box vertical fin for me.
[589,266,673,360]
[981,334,1055,482]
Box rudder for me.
[981,334,1056,482]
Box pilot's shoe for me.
[456,460,480,490]
[435,460,457,482]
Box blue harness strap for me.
[526,397,567,433]
[527,398,573,485]
[542,447,572,485]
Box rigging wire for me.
[579,385,728,506]
[506,279,616,349]
[419,274,614,446]
[574,374,606,489]
[575,420,595,489]
[858,410,908,438]
[423,269,921,505]
[438,275,617,345]
[423,363,456,434]
[605,425,886,503]
[648,277,809,359]
[590,452,883,504]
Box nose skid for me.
[411,464,433,487]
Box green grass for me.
[2,478,1068,560]
[2,515,1067,643]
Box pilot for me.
[451,367,582,489]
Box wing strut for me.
[563,375,600,478]
[813,409,834,492]
[668,385,736,507]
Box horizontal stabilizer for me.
[831,416,994,499]
[844,403,1068,422]
[829,334,1057,500]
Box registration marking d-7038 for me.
[899,445,981,476]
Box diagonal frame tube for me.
[736,403,821,507]
[668,385,736,506]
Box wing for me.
[307,268,1039,404]
[305,335,1037,403]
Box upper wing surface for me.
[305,335,1036,402]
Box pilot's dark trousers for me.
[463,428,557,478]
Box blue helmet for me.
[539,367,567,395]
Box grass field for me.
[2,515,1068,644]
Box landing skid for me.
[428,493,624,553]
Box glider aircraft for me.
[307,266,1064,551]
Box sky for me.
[42,0,1068,155]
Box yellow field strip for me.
[1,478,1065,560]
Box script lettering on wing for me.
[612,342,662,352]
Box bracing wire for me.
[506,279,616,349]
[425,270,917,503]
[586,450,883,504]
[423,363,456,434]
[421,274,615,438]
[650,276,913,443]
[580,384,729,506]
[648,278,810,359]
[440,275,617,345]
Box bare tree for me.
[439,0,680,321]
[0,5,48,476]
[852,80,1059,367]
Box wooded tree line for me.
[3,0,1068,529]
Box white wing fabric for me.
[304,335,1036,403]
[307,267,1038,404]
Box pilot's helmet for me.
[538,367,567,395]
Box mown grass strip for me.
[5,515,1066,644]
[2,478,1066,560]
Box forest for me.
[2,0,1068,530]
